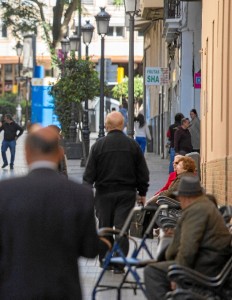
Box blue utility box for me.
[31,77,60,127]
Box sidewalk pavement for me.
[0,131,169,300]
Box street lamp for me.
[16,41,23,125]
[61,35,80,143]
[123,0,139,138]
[80,20,95,166]
[69,33,80,54]
[82,20,95,59]
[61,36,70,61]
[95,7,111,138]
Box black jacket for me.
[168,122,181,148]
[0,121,24,141]
[174,126,193,154]
[83,130,149,196]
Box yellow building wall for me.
[201,0,232,204]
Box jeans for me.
[1,139,16,166]
[135,136,147,154]
[169,147,175,173]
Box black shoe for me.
[113,267,125,274]
[10,165,14,170]
[99,261,114,271]
[2,163,8,169]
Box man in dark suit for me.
[0,125,99,299]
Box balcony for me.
[140,0,164,21]
[163,0,182,42]
[134,0,164,31]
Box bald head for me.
[25,126,63,165]
[105,111,124,132]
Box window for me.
[0,21,7,38]
[108,26,125,37]
[82,0,93,4]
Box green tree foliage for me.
[0,93,18,116]
[112,75,143,103]
[0,93,30,122]
[113,0,124,6]
[0,0,79,58]
[50,58,100,137]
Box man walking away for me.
[83,111,149,273]
[167,113,184,173]
[174,117,193,155]
[0,114,24,169]
[0,126,99,299]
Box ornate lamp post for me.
[61,34,80,143]
[95,7,111,138]
[82,20,95,59]
[123,0,139,138]
[16,41,23,125]
[80,20,95,166]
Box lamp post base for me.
[64,140,83,159]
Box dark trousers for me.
[1,139,16,166]
[95,190,136,263]
[144,261,174,300]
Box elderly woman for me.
[146,156,196,206]
[154,155,184,197]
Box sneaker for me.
[10,165,14,170]
[2,163,8,169]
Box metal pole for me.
[18,56,20,93]
[80,44,90,167]
[69,102,77,142]
[32,35,37,77]
[98,35,105,138]
[161,85,164,159]
[78,0,82,60]
[61,51,77,142]
[25,77,29,128]
[17,56,22,125]
[85,44,88,59]
[127,14,135,138]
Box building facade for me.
[201,0,232,204]
[139,0,202,156]
[0,0,143,94]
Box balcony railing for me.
[164,0,181,19]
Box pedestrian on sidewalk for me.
[167,113,184,173]
[189,108,200,153]
[0,114,24,170]
[134,113,151,154]
[174,117,193,156]
[48,124,68,177]
[0,126,99,299]
[83,111,149,273]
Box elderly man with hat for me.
[144,176,231,300]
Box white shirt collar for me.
[29,161,57,172]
